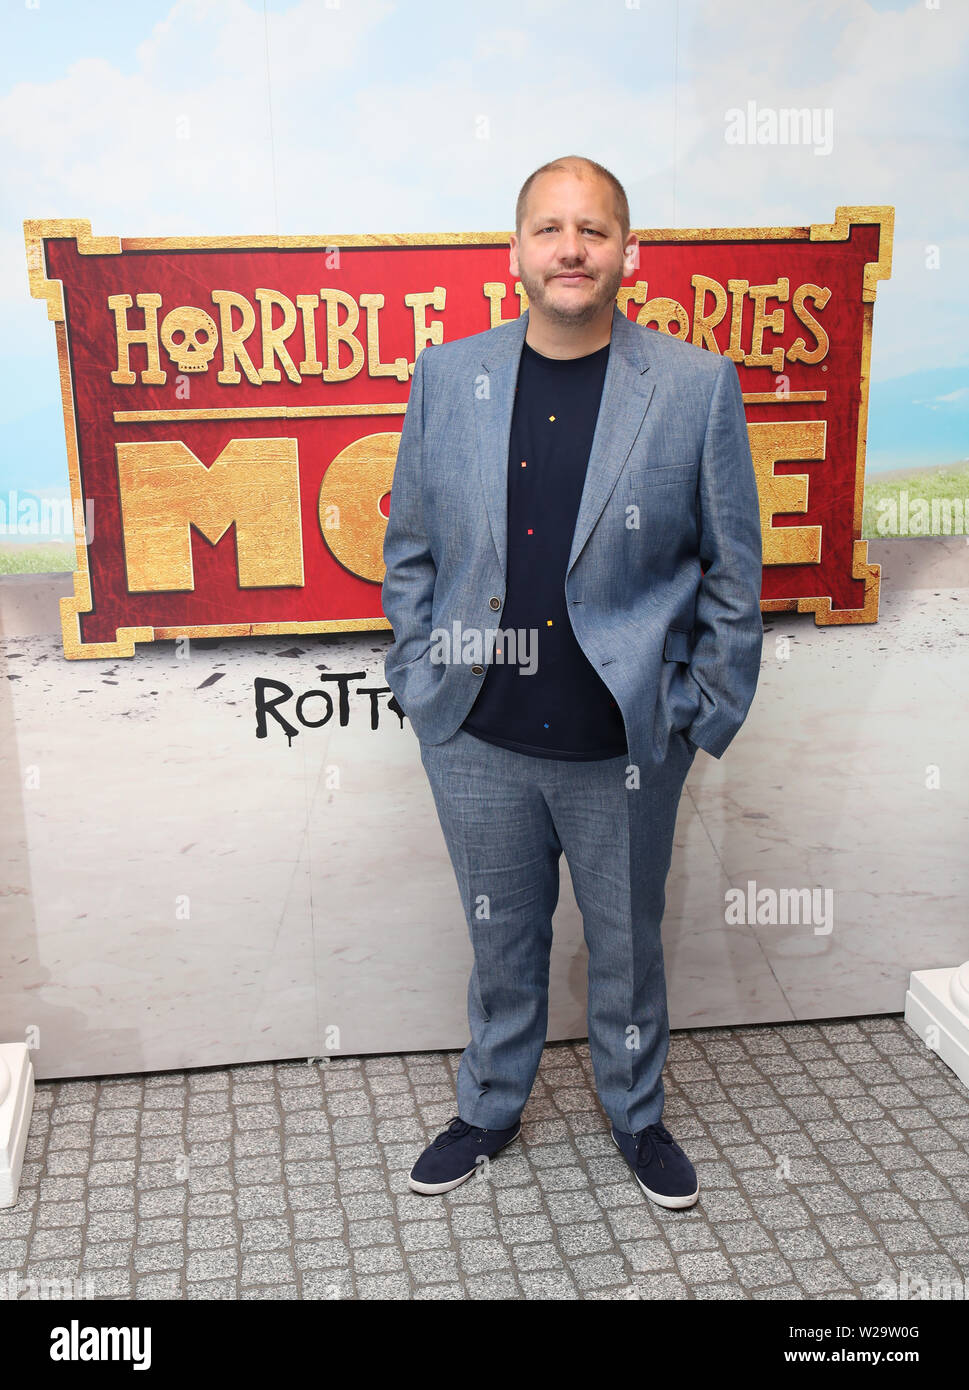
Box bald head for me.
[515,155,630,243]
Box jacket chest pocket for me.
[618,464,698,536]
[623,462,698,492]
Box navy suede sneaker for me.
[408,1115,522,1194]
[611,1120,699,1208]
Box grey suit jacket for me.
[381,302,763,766]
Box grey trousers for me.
[418,727,696,1133]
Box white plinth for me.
[0,1044,34,1207]
[905,963,969,1090]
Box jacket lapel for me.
[473,302,656,586]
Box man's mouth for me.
[552,272,591,282]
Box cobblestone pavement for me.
[2,1016,967,1300]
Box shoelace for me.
[634,1121,677,1170]
[432,1115,475,1148]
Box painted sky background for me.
[0,0,966,526]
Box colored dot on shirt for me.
[521,460,527,467]
[546,619,553,627]
[527,528,533,535]
[548,415,556,422]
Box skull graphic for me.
[160,305,219,372]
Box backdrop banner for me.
[24,205,892,659]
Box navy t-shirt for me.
[459,337,629,760]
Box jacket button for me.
[471,664,484,675]
[489,597,501,610]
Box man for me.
[381,155,763,1210]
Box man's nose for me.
[557,230,586,261]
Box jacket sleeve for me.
[380,344,437,674]
[684,355,764,758]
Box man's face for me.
[510,170,638,327]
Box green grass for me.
[0,543,77,574]
[862,463,969,539]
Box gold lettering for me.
[789,283,831,364]
[483,282,527,327]
[108,293,166,385]
[107,278,834,395]
[748,420,825,565]
[636,295,690,338]
[405,287,446,367]
[724,279,749,362]
[255,288,300,384]
[616,281,647,317]
[318,431,401,582]
[691,275,727,352]
[296,294,322,375]
[116,438,302,589]
[212,290,261,386]
[360,293,410,381]
[320,289,364,383]
[747,278,790,371]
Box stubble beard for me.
[518,261,626,327]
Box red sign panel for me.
[25,209,892,658]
